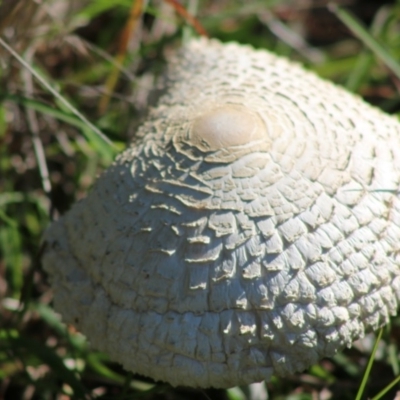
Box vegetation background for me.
[1,0,400,399]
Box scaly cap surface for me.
[42,38,400,388]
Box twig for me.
[98,0,145,114]
[164,0,208,37]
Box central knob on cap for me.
[191,105,266,151]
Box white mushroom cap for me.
[42,38,400,388]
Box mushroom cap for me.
[42,38,400,388]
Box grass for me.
[1,0,400,399]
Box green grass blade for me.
[355,328,383,400]
[0,208,17,227]
[86,352,126,385]
[0,224,23,296]
[2,94,94,132]
[76,0,132,20]
[2,94,119,162]
[345,5,393,92]
[0,36,116,150]
[328,4,400,80]
[388,342,400,376]
[371,374,400,400]
[345,51,374,92]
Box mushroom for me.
[42,38,400,388]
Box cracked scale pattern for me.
[42,38,400,388]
